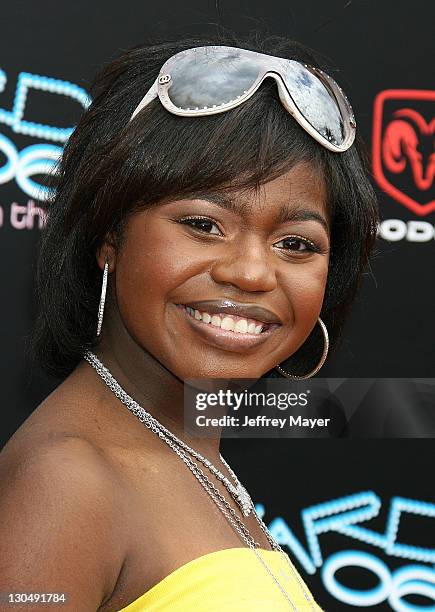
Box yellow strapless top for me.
[117,547,323,611]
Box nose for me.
[210,234,277,292]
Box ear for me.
[96,233,117,273]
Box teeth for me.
[234,319,248,333]
[183,306,265,335]
[211,315,221,327]
[221,316,235,331]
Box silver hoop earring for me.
[96,261,109,337]
[275,317,329,379]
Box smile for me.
[175,303,280,352]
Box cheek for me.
[281,260,329,328]
[112,216,200,346]
[113,221,177,333]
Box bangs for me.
[70,77,326,243]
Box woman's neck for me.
[93,299,223,462]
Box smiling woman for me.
[101,162,332,378]
[0,31,378,612]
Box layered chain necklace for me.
[84,351,318,611]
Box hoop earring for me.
[96,261,109,337]
[275,317,329,379]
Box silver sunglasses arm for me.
[129,77,159,122]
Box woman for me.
[0,32,378,610]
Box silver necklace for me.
[84,351,318,611]
[85,350,253,516]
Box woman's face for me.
[104,162,330,379]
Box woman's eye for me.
[274,236,318,253]
[178,217,221,235]
[177,220,322,254]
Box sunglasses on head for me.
[129,45,356,153]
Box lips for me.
[174,303,280,353]
[179,299,282,326]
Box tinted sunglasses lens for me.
[283,62,346,145]
[166,48,260,109]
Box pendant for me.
[235,483,253,516]
[227,477,253,516]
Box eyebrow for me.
[180,192,330,235]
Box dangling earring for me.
[275,317,329,379]
[96,260,109,337]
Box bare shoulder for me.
[0,425,121,502]
[0,373,131,611]
[0,362,182,610]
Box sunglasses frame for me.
[129,45,356,153]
